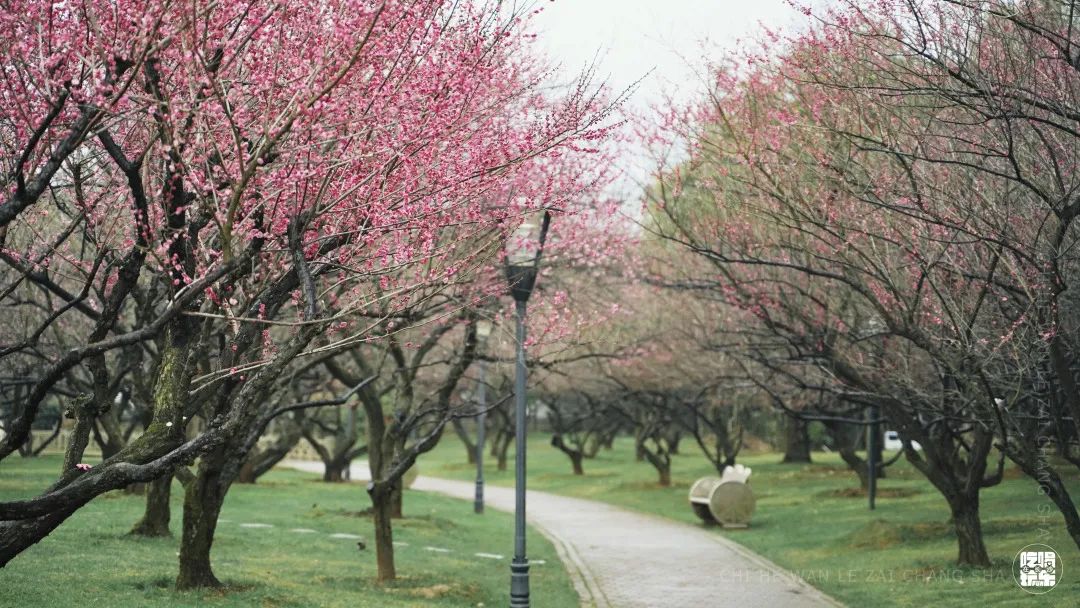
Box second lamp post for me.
[474,319,492,514]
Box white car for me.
[884,430,921,451]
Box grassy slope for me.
[0,455,577,608]
[420,435,1080,607]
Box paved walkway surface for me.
[281,460,842,608]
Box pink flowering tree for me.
[640,0,1080,565]
[0,0,619,585]
[784,0,1080,554]
[310,162,627,580]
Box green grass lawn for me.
[0,455,578,608]
[420,434,1080,607]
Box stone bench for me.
[688,464,756,528]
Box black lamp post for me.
[474,319,492,514]
[860,318,885,512]
[867,404,879,510]
[505,211,551,608]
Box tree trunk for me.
[658,467,671,487]
[1034,466,1080,552]
[30,417,62,457]
[11,386,35,458]
[641,445,671,487]
[95,410,128,460]
[838,444,870,490]
[1008,450,1080,552]
[496,434,511,471]
[869,424,885,478]
[781,416,812,463]
[61,414,94,473]
[323,460,347,482]
[712,454,736,476]
[551,435,585,475]
[583,434,602,458]
[0,506,80,565]
[16,431,33,457]
[899,420,995,568]
[236,458,259,484]
[826,420,869,488]
[668,433,681,455]
[368,483,397,582]
[300,411,360,485]
[949,496,990,567]
[238,432,298,483]
[0,322,194,567]
[131,474,173,537]
[602,433,615,450]
[97,431,125,459]
[390,480,404,519]
[176,456,228,589]
[452,418,476,465]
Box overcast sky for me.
[529,0,817,194]
[534,0,810,103]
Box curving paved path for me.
[281,460,842,608]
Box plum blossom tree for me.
[791,0,1080,553]
[637,1,1080,565]
[0,0,621,586]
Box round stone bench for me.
[687,465,756,528]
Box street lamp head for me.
[506,222,540,267]
[504,211,551,303]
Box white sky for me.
[530,0,817,195]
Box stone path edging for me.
[531,517,613,607]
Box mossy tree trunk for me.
[172,318,327,590]
[61,395,97,474]
[0,322,194,565]
[176,448,229,589]
[131,474,173,537]
[0,506,79,565]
